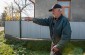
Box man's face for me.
[52,8,60,17]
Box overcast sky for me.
[0,0,13,15]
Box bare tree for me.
[14,0,34,38]
[14,0,34,19]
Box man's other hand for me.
[51,45,59,53]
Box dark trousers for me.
[54,51,62,55]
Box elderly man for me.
[25,4,71,55]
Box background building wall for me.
[35,0,57,18]
[71,0,85,22]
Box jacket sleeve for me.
[55,20,72,49]
[32,17,50,26]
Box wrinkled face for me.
[52,8,61,17]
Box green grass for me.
[0,31,50,55]
[0,31,85,55]
[63,42,84,55]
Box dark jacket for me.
[33,15,71,49]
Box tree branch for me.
[14,0,21,11]
[14,0,34,12]
[29,0,35,4]
[21,3,31,11]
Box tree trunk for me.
[19,12,22,38]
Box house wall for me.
[71,0,85,22]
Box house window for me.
[57,0,71,20]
